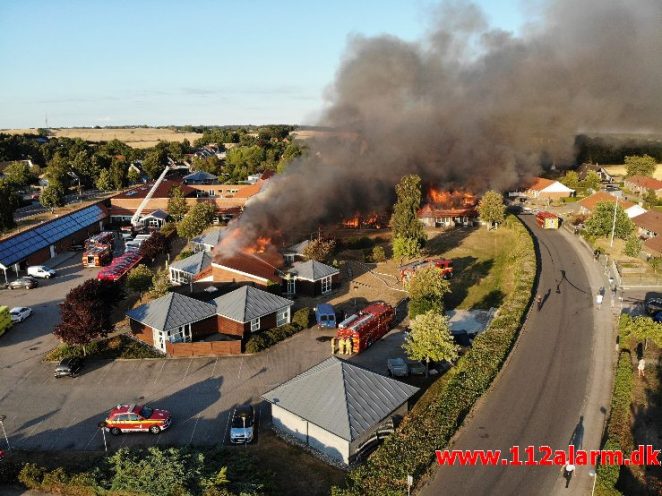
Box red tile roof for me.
[525,177,556,191]
[625,175,662,191]
[418,204,478,218]
[213,251,282,282]
[644,236,662,255]
[578,192,634,211]
[634,210,662,235]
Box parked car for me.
[27,265,56,279]
[104,404,172,435]
[9,307,32,323]
[54,357,84,378]
[387,357,409,377]
[230,404,255,444]
[315,304,337,329]
[8,277,38,290]
[644,297,662,315]
[406,360,427,376]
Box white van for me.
[27,265,57,279]
[125,240,143,252]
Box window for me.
[250,317,260,332]
[277,307,290,327]
[321,276,332,294]
[286,278,295,294]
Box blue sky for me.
[0,0,524,128]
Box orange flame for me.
[342,215,360,228]
[244,236,271,254]
[427,188,477,208]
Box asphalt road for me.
[421,215,598,496]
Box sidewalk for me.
[552,228,618,495]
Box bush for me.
[371,245,387,263]
[244,323,303,353]
[18,463,44,489]
[408,297,439,319]
[342,236,374,250]
[334,216,536,495]
[45,335,162,361]
[292,307,313,329]
[176,249,195,260]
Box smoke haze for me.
[223,0,662,249]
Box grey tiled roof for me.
[192,228,223,248]
[262,357,418,441]
[184,170,218,181]
[283,239,310,255]
[288,260,339,281]
[126,292,217,331]
[170,251,212,275]
[214,285,293,323]
[143,209,169,220]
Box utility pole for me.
[609,196,619,247]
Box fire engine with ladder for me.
[333,302,395,355]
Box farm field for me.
[2,127,203,148]
[604,163,662,179]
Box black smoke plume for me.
[221,0,662,251]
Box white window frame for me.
[250,317,261,332]
[277,307,291,327]
[321,276,332,294]
[286,278,296,294]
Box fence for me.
[165,340,242,357]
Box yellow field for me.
[604,164,662,180]
[2,128,203,149]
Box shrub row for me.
[333,217,536,495]
[244,308,311,353]
[45,334,163,361]
[595,318,635,496]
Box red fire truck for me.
[83,245,112,267]
[85,231,116,250]
[335,302,395,354]
[399,258,453,283]
[535,211,559,229]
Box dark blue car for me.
[315,304,337,329]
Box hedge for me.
[245,323,303,353]
[292,307,313,329]
[334,216,536,495]
[595,317,635,496]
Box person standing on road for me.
[638,358,646,377]
[563,463,575,488]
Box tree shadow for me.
[444,257,494,309]
[424,227,476,256]
[470,289,504,310]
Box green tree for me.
[3,161,35,188]
[625,154,657,177]
[584,202,634,240]
[561,170,579,190]
[403,309,459,377]
[139,232,168,262]
[110,158,127,190]
[177,202,216,240]
[276,143,305,174]
[150,268,172,298]
[70,150,98,187]
[0,179,19,231]
[620,314,662,349]
[40,183,65,213]
[477,190,505,228]
[390,175,425,259]
[142,149,167,179]
[167,185,189,221]
[302,238,336,262]
[650,257,662,273]
[405,266,451,319]
[191,155,222,176]
[643,188,658,209]
[126,265,154,296]
[95,168,114,191]
[624,235,642,258]
[582,170,601,192]
[127,167,141,184]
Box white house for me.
[262,357,418,465]
[524,177,574,201]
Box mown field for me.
[3,128,203,148]
[604,164,662,180]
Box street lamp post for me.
[588,469,597,496]
[609,196,619,247]
[98,421,108,452]
[0,414,11,451]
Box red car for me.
[104,404,172,435]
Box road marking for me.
[83,428,99,450]
[154,361,166,384]
[184,359,192,378]
[237,358,244,379]
[210,358,218,377]
[189,414,201,444]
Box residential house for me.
[524,177,574,200]
[262,357,419,465]
[578,192,647,219]
[184,171,218,185]
[633,210,662,239]
[214,285,293,336]
[141,209,170,228]
[192,228,223,252]
[282,240,310,264]
[576,163,614,183]
[417,192,479,229]
[623,175,662,197]
[212,251,283,287]
[283,260,340,297]
[169,251,213,285]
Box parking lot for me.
[0,254,413,452]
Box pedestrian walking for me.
[536,294,543,311]
[563,463,575,488]
[638,358,646,377]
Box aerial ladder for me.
[131,165,171,228]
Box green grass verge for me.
[45,334,163,361]
[332,216,536,495]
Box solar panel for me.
[0,205,107,268]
